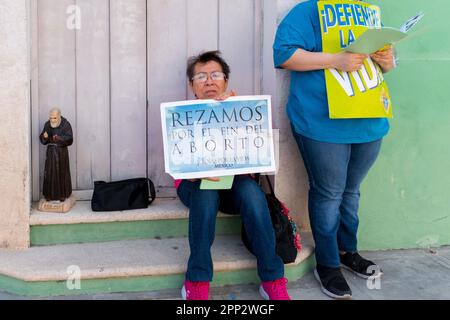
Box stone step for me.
[30,199,241,246]
[0,233,315,297]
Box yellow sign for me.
[318,0,393,119]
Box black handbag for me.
[91,178,156,212]
[241,175,302,264]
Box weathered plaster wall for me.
[274,0,310,231]
[0,0,31,249]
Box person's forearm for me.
[280,49,336,71]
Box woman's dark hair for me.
[186,50,231,83]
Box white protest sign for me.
[160,96,276,179]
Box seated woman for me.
[177,50,290,300]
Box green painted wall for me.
[359,0,450,250]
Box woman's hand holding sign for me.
[214,90,237,101]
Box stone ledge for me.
[0,233,313,282]
[30,198,235,226]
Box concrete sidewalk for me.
[1,246,450,300]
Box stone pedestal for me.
[38,196,76,213]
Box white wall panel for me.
[76,0,111,189]
[186,0,219,100]
[147,0,187,196]
[38,0,77,193]
[110,0,147,180]
[219,0,256,95]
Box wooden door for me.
[32,0,263,200]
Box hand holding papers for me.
[344,12,424,54]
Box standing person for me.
[177,50,290,301]
[273,0,395,299]
[39,108,74,202]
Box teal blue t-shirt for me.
[273,0,389,143]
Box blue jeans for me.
[177,175,284,282]
[291,129,382,268]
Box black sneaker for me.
[314,265,352,300]
[340,252,383,279]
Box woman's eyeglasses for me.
[192,71,226,83]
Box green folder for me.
[200,176,235,190]
[344,27,407,55]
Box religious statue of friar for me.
[38,108,75,212]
